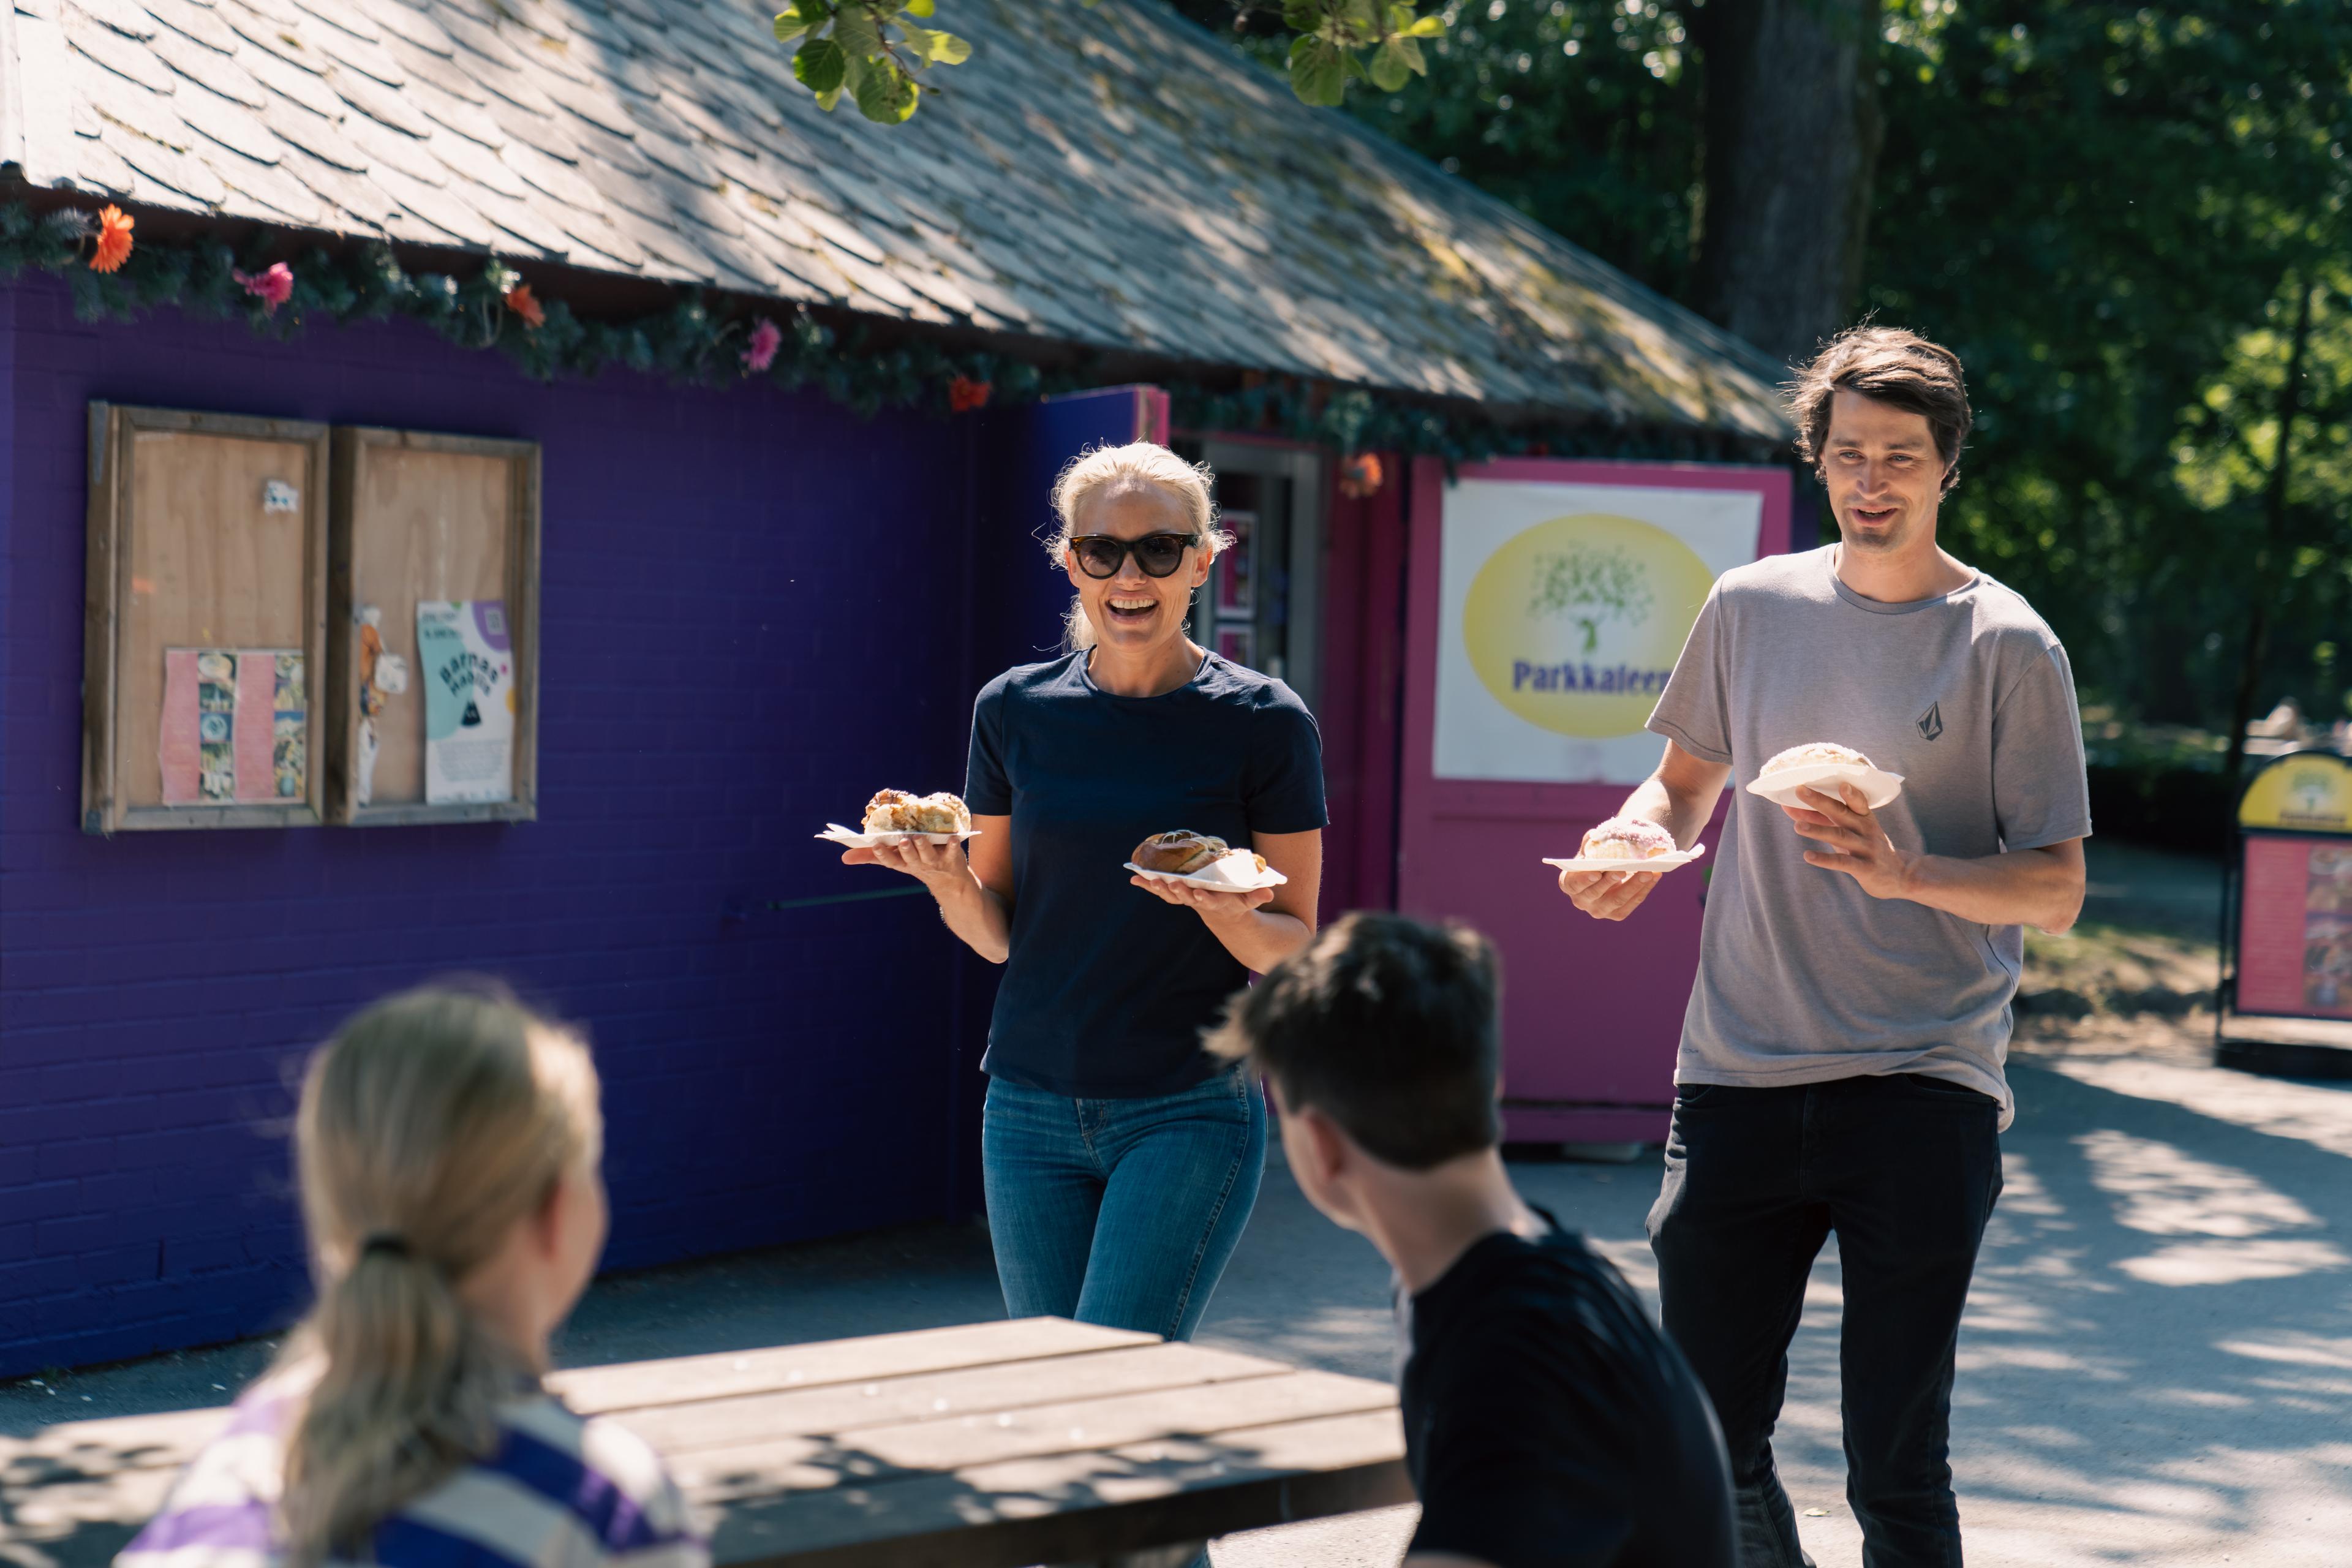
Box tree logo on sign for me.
[1528,546,1655,655]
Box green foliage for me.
[0,202,1781,472]
[1865,1,2352,729]
[774,1,968,122]
[778,1,1447,117]
[1327,0,1704,302]
[1268,2,1444,104]
[1313,0,2350,736]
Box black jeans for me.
[1648,1074,2003,1568]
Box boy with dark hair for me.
[1207,912,1735,1568]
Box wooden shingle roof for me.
[3,0,1791,438]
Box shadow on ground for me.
[6,834,2346,1567]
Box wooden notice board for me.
[81,404,331,834]
[325,428,541,826]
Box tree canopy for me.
[773,1,2351,740]
[1332,0,2351,737]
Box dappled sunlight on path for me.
[1877,1060,2352,1566]
[1214,1049,2352,1565]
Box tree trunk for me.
[1691,0,1885,365]
[2220,278,2316,797]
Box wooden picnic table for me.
[1,1318,1411,1568]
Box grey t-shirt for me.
[1646,547,2092,1129]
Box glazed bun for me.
[1579,816,1678,861]
[1133,830,1227,875]
[1760,741,1874,775]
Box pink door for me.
[1396,457,1791,1144]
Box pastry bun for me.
[863,789,971,834]
[1760,741,1874,775]
[1579,816,1678,861]
[1133,830,1227,875]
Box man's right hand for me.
[1559,866,1663,921]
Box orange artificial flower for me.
[948,374,992,413]
[90,205,134,273]
[1337,452,1384,500]
[504,283,545,329]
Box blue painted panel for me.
[969,388,1147,681]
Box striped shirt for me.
[116,1376,707,1568]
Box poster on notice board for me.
[159,649,306,804]
[417,600,515,805]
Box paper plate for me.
[1543,843,1708,875]
[818,823,981,848]
[1124,859,1289,892]
[1744,761,1905,810]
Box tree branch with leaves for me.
[772,1,971,124]
[773,0,1444,121]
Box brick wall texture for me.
[0,277,995,1375]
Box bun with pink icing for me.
[1578,816,1678,861]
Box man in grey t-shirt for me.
[1559,326,2089,1568]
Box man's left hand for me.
[1788,783,1914,900]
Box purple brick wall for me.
[0,277,992,1374]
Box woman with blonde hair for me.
[118,986,703,1568]
[848,440,1325,1344]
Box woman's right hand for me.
[845,837,969,893]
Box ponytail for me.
[273,986,600,1567]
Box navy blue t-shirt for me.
[1398,1209,1736,1567]
[964,650,1327,1097]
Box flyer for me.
[2239,837,2352,1020]
[418,600,515,805]
[159,649,306,805]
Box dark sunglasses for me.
[1069,532,1201,579]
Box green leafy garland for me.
[0,201,1779,472]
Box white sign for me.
[1434,480,1762,784]
[418,600,516,804]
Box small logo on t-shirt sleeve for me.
[1917,701,1945,741]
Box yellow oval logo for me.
[2241,753,2352,833]
[1463,513,1716,737]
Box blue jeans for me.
[981,1068,1266,1342]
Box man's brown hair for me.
[1787,326,1973,495]
[1206,911,1502,1170]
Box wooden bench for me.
[1,1318,1411,1568]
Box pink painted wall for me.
[1395,456,1793,1143]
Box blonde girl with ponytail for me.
[118,986,704,1568]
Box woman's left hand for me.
[1130,873,1277,924]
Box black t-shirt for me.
[1398,1210,1736,1568]
[963,650,1326,1097]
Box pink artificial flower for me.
[233,262,295,315]
[742,316,782,372]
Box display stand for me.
[80,403,331,834]
[324,427,541,826]
[2216,749,2352,1079]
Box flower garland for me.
[1,200,1784,481]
